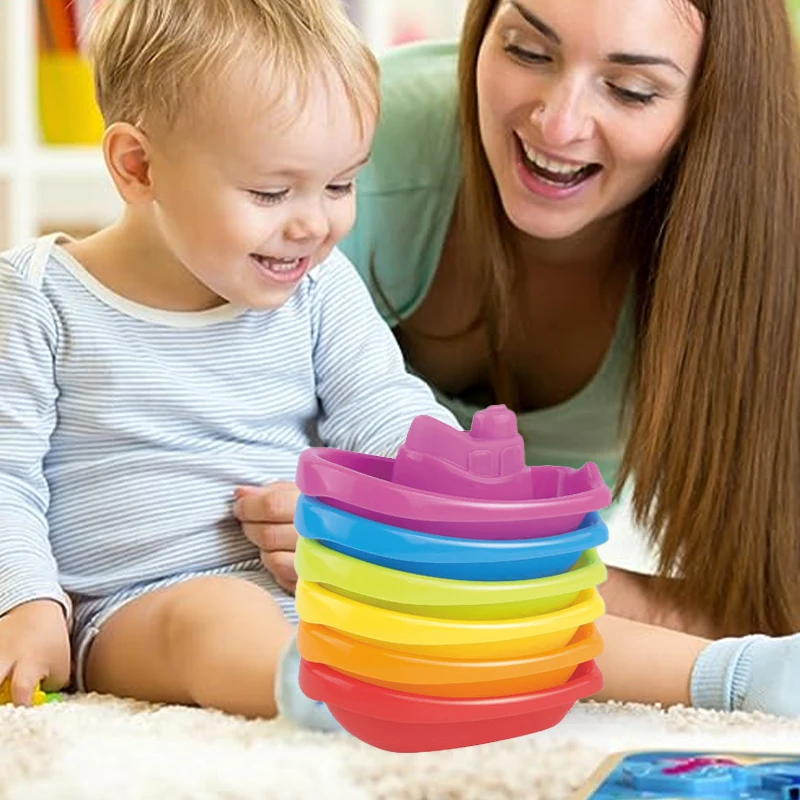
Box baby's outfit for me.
[0,234,458,689]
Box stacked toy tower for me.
[293,405,609,753]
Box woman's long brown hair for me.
[458,0,800,636]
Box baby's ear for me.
[103,122,153,204]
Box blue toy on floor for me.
[573,751,800,799]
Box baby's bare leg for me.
[84,575,293,718]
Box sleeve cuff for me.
[0,588,72,627]
[689,636,752,711]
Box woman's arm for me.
[594,614,707,705]
[595,612,800,717]
[600,567,719,639]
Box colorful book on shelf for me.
[38,0,100,53]
[38,0,78,52]
[36,0,106,145]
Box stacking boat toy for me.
[294,404,610,752]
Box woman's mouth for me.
[515,134,602,190]
[250,255,310,284]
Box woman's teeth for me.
[520,138,598,185]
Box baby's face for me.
[145,65,375,310]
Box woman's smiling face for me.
[476,0,704,242]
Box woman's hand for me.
[234,482,300,594]
[0,599,71,705]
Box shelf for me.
[0,145,106,178]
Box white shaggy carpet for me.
[1,696,799,799]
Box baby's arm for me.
[309,250,461,455]
[0,260,71,700]
[0,261,67,615]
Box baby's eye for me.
[327,182,354,198]
[249,189,289,205]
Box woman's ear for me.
[102,122,154,204]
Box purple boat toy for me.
[296,405,611,540]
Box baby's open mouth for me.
[251,255,301,272]
[250,255,310,283]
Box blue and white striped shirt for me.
[0,235,459,617]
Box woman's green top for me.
[339,42,655,573]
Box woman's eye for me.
[327,182,354,197]
[504,43,550,64]
[249,189,289,205]
[609,84,658,106]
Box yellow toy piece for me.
[295,580,605,659]
[0,677,55,706]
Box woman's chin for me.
[506,208,596,243]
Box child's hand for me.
[234,482,300,594]
[0,599,71,705]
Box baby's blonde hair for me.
[84,0,379,132]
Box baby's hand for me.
[0,599,70,705]
[234,481,300,595]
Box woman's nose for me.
[531,81,594,147]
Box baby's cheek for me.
[313,243,336,268]
[331,203,358,243]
